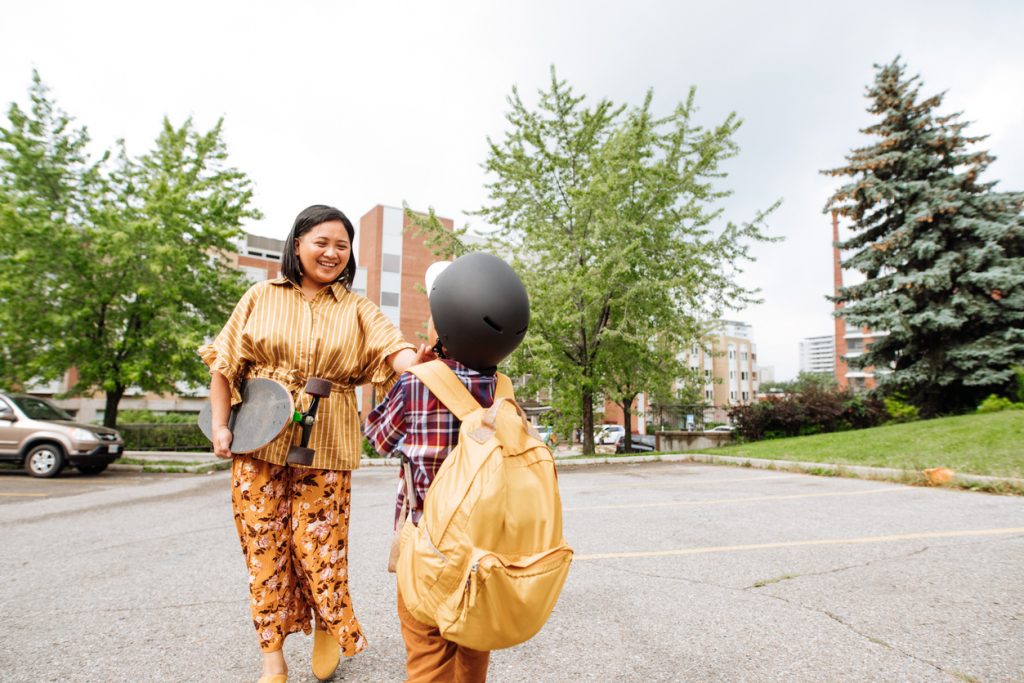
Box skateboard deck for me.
[198,378,295,454]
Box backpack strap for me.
[407,360,482,420]
[495,372,515,400]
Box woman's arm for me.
[209,371,234,459]
[388,344,434,375]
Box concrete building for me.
[831,211,888,391]
[699,320,759,423]
[632,320,760,430]
[799,335,835,375]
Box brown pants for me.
[231,455,367,655]
[397,587,490,682]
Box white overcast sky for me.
[3,0,1022,380]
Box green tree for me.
[601,325,686,451]
[0,71,102,387]
[0,74,259,426]
[411,70,776,453]
[823,58,1024,416]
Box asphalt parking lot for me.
[1,461,1022,682]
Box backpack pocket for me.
[396,520,449,624]
[439,544,573,651]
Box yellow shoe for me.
[312,622,340,681]
[256,676,287,683]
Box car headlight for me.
[72,428,99,442]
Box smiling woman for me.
[199,204,431,682]
[280,205,359,297]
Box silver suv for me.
[0,393,124,477]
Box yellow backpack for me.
[396,360,573,651]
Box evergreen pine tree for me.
[824,57,1024,416]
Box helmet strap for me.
[431,338,448,360]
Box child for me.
[364,253,529,683]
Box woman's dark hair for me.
[280,204,357,289]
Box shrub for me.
[362,436,381,458]
[729,386,887,442]
[884,397,920,423]
[977,394,1023,413]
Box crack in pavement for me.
[587,542,979,679]
[745,545,964,679]
[743,546,930,590]
[12,598,247,617]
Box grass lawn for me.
[702,410,1023,478]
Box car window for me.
[9,396,73,421]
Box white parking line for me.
[564,486,907,511]
[576,527,1024,561]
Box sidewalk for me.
[113,446,1024,493]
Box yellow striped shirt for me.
[198,277,413,470]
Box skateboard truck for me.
[286,377,333,466]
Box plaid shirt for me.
[363,359,496,527]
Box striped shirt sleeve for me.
[198,283,260,405]
[354,297,414,396]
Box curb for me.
[551,452,1024,492]
[112,451,1024,492]
[110,458,230,474]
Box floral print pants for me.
[231,455,368,655]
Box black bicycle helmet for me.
[429,252,530,372]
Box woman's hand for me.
[412,343,436,365]
[209,372,234,459]
[213,425,234,459]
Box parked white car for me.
[595,424,625,444]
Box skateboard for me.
[198,377,332,465]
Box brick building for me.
[831,211,887,391]
[354,205,453,412]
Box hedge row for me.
[119,423,211,452]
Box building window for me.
[705,389,713,401]
[381,292,399,307]
[382,253,401,273]
[728,349,736,360]
[729,370,735,380]
[704,369,711,379]
[741,350,748,362]
[741,371,748,381]
[729,390,737,401]
[742,391,749,401]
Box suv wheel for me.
[75,462,108,476]
[24,443,66,478]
